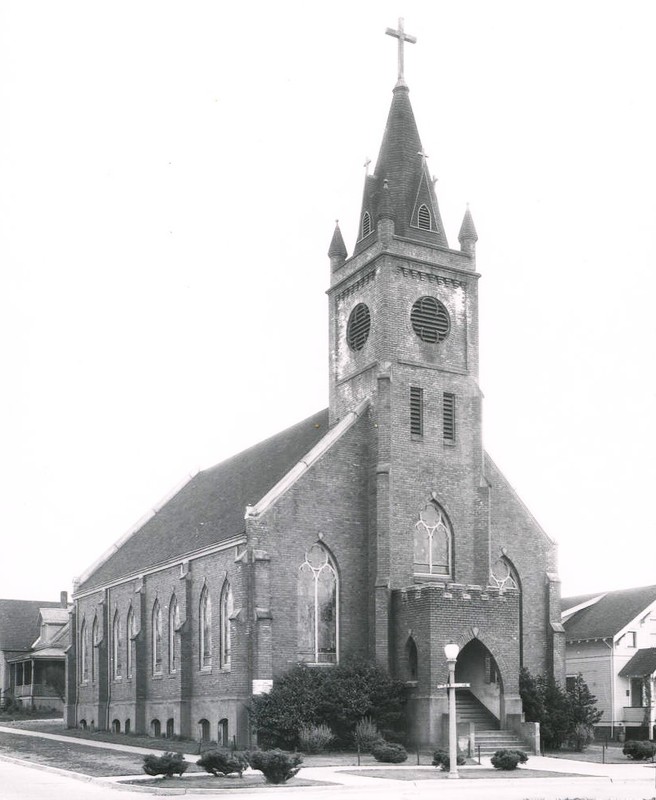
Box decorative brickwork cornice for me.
[397,265,464,288]
[336,268,377,302]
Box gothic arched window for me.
[200,586,212,669]
[91,617,98,683]
[169,595,179,674]
[361,211,372,239]
[152,600,162,675]
[80,619,88,683]
[414,500,452,576]
[126,607,135,678]
[112,610,122,679]
[298,543,338,664]
[490,556,520,591]
[418,204,432,230]
[406,636,418,681]
[220,581,233,669]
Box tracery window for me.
[298,543,338,664]
[200,586,212,669]
[220,582,233,669]
[80,619,88,683]
[169,595,179,673]
[152,600,162,674]
[126,607,135,678]
[489,556,519,590]
[112,610,122,679]
[414,500,452,576]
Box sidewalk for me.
[1,724,656,792]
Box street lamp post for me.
[444,642,460,779]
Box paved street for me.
[2,753,656,800]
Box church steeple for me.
[353,24,448,255]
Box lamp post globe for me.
[444,642,460,778]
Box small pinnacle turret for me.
[458,206,478,257]
[328,221,347,269]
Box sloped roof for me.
[354,83,448,255]
[619,648,656,678]
[0,600,63,652]
[563,585,656,641]
[40,608,70,625]
[76,409,331,594]
[561,592,602,613]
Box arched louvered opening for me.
[418,204,432,230]
[361,211,372,239]
[346,303,371,351]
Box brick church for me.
[67,21,564,747]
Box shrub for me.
[490,749,528,770]
[142,752,189,777]
[249,749,302,784]
[353,716,382,753]
[623,740,656,761]
[298,724,334,753]
[249,660,407,748]
[432,749,466,770]
[371,741,408,763]
[567,722,595,752]
[196,749,250,777]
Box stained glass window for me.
[414,500,452,575]
[298,544,338,664]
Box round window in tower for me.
[346,303,371,351]
[410,296,450,343]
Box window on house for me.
[443,393,456,442]
[169,595,179,673]
[361,211,372,239]
[152,601,162,674]
[200,586,212,669]
[418,204,432,230]
[112,611,122,679]
[220,582,234,669]
[410,386,423,437]
[298,543,338,664]
[126,607,134,679]
[414,500,452,576]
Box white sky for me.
[1,1,655,602]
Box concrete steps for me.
[456,690,531,756]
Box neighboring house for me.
[67,21,564,748]
[563,585,656,739]
[0,594,71,711]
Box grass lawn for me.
[342,767,584,781]
[0,731,146,777]
[120,774,334,788]
[543,743,651,765]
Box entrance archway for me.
[455,639,504,723]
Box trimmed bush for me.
[249,749,302,784]
[298,724,334,753]
[196,750,250,777]
[354,716,382,753]
[432,749,466,770]
[623,740,656,761]
[142,751,189,777]
[371,741,408,763]
[490,749,528,770]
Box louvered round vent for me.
[411,296,450,343]
[346,303,371,351]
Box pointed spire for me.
[328,220,347,269]
[377,178,394,222]
[458,205,478,256]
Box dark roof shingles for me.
[0,600,63,651]
[77,409,330,593]
[563,585,656,641]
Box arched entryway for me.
[455,639,505,724]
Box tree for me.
[566,673,603,750]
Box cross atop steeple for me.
[385,17,417,87]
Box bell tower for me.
[327,20,489,662]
